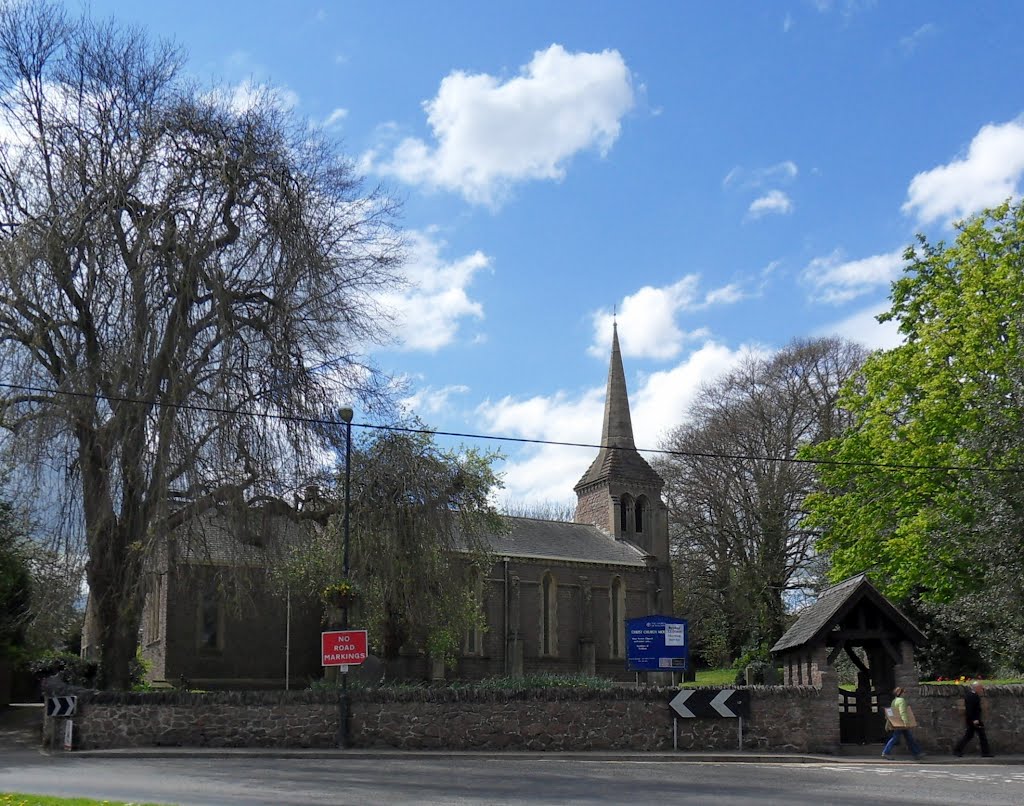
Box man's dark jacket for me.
[964,690,983,723]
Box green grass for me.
[920,678,1024,686]
[676,667,738,688]
[1,795,171,806]
[696,667,737,686]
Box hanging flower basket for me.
[322,580,359,609]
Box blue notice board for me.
[626,615,688,671]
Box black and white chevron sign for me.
[670,688,750,719]
[45,695,77,718]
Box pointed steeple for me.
[601,322,636,451]
[574,325,662,493]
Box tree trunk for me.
[96,597,142,690]
[381,604,407,660]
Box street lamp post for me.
[338,406,353,749]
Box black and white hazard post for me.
[669,688,750,751]
[45,696,77,751]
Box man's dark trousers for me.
[954,691,991,756]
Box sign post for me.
[626,615,688,673]
[669,688,751,751]
[323,628,367,750]
[45,696,77,751]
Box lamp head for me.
[339,407,354,423]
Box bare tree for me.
[500,500,575,522]
[655,337,867,661]
[0,2,402,687]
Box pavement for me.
[2,703,1020,764]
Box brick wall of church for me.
[157,567,323,688]
[448,557,656,682]
[574,485,613,533]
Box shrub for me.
[732,644,773,686]
[28,649,150,690]
[28,651,98,687]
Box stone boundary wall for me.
[42,684,1024,754]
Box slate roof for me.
[460,516,650,568]
[575,446,664,491]
[771,573,925,653]
[177,510,649,570]
[174,508,309,567]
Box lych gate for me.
[771,574,925,745]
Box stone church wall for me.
[151,566,324,689]
[44,685,1024,754]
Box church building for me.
[139,325,675,686]
[454,324,673,680]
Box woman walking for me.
[882,686,925,760]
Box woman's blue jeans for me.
[883,728,923,757]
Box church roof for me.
[173,507,307,567]
[463,516,649,567]
[771,573,925,653]
[574,324,663,491]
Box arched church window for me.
[464,569,485,656]
[541,572,557,656]
[610,577,626,658]
[634,495,648,534]
[619,494,634,534]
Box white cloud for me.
[812,0,877,17]
[588,277,702,361]
[324,107,348,128]
[367,44,635,205]
[377,230,489,351]
[210,79,300,114]
[899,22,937,55]
[478,341,749,505]
[723,160,798,189]
[783,13,794,32]
[586,277,747,361]
[803,247,906,304]
[748,190,794,218]
[401,384,471,418]
[903,117,1024,225]
[818,303,903,350]
[703,283,745,305]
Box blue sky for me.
[80,0,1024,506]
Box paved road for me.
[2,752,1024,805]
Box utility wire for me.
[1,379,1021,475]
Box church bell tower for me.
[574,325,672,605]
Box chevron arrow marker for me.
[669,689,695,718]
[710,689,734,717]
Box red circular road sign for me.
[321,629,368,666]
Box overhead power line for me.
[0,379,1021,475]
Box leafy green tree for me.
[279,425,504,667]
[805,200,1024,673]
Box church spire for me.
[574,324,662,494]
[601,322,636,451]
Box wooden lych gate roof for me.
[771,573,925,655]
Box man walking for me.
[953,680,993,758]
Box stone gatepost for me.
[892,640,919,691]
[809,643,841,752]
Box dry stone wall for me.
[41,684,1024,754]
